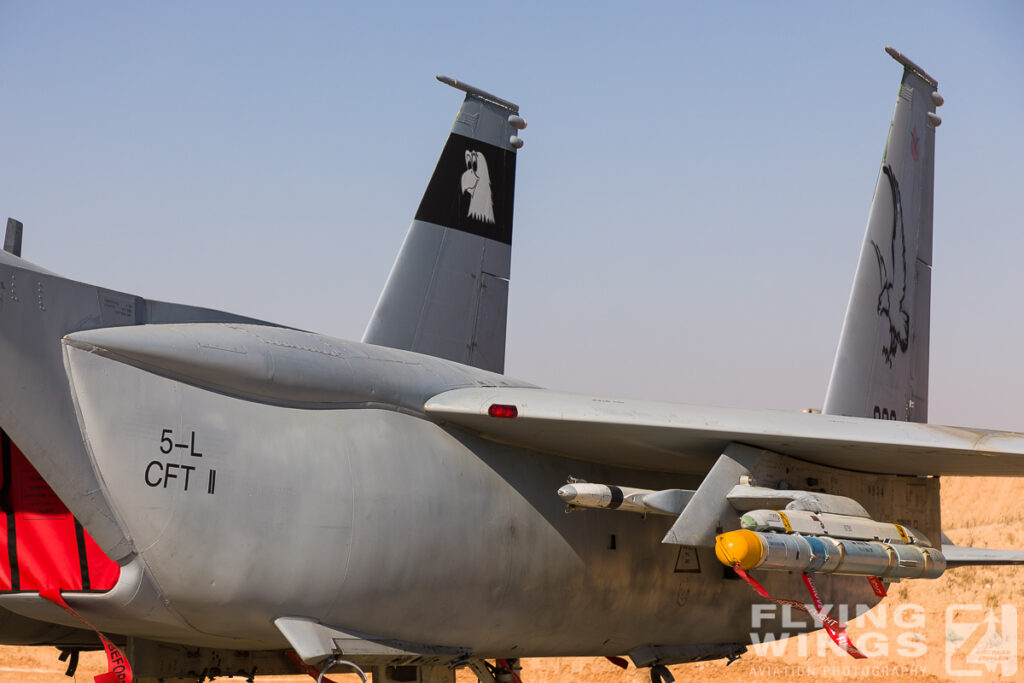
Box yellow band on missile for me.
[776,510,793,533]
[714,529,765,570]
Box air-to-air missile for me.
[556,482,692,516]
[715,509,946,579]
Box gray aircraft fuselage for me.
[0,256,892,658]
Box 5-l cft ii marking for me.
[160,429,202,456]
[146,428,217,494]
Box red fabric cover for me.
[0,454,10,589]
[0,432,119,593]
[83,528,122,591]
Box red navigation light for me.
[488,403,518,418]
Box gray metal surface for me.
[628,643,747,668]
[642,489,693,516]
[424,386,1024,476]
[0,258,276,561]
[363,83,520,373]
[8,323,939,652]
[824,49,939,423]
[942,544,1024,567]
[2,322,904,652]
[0,246,56,275]
[275,617,471,665]
[43,335,890,652]
[364,223,511,373]
[663,444,765,546]
[65,322,530,412]
[726,485,871,517]
[0,607,94,647]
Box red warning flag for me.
[41,588,132,683]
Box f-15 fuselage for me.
[1,49,1019,683]
[0,263,895,658]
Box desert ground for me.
[1,476,1022,682]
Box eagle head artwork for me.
[461,149,495,224]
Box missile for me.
[715,529,946,580]
[740,509,931,546]
[557,483,651,514]
[725,484,870,518]
[557,483,694,516]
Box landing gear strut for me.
[466,658,522,683]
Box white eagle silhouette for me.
[460,150,495,224]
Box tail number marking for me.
[873,405,898,421]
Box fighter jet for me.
[0,48,1022,683]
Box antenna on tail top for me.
[4,218,23,257]
[436,75,519,112]
[884,47,938,88]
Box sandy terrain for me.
[2,477,1022,682]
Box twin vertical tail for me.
[824,48,944,423]
[362,76,525,374]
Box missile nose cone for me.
[714,530,765,570]
[557,485,578,502]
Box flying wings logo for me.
[946,605,1018,677]
[870,165,910,367]
[461,150,495,224]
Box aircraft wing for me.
[424,387,1024,476]
[942,545,1024,567]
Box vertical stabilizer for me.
[363,76,524,374]
[824,48,943,422]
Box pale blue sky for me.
[1,2,1022,428]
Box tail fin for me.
[824,47,943,422]
[362,76,524,374]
